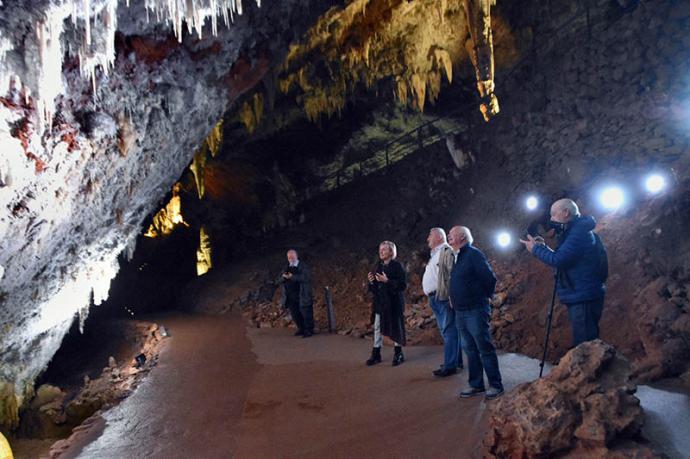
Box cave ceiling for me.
[0,0,518,428]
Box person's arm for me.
[472,249,497,298]
[437,249,452,293]
[386,262,407,292]
[532,229,588,269]
[290,264,310,283]
[277,266,288,283]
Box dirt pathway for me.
[52,311,688,459]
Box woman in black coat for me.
[366,240,407,366]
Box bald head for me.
[550,199,580,224]
[286,249,299,265]
[448,226,473,250]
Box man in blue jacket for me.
[448,226,504,400]
[521,198,606,347]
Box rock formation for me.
[0,0,342,429]
[483,340,659,458]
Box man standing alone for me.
[448,226,504,400]
[422,228,463,377]
[521,198,606,347]
[281,249,314,338]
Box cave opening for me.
[1,0,690,457]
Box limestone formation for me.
[483,341,656,458]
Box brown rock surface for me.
[484,340,659,458]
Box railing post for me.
[324,286,336,333]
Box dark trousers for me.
[455,304,503,391]
[566,297,604,347]
[429,294,463,369]
[287,298,314,333]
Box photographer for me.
[520,199,606,347]
[280,249,314,338]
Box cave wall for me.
[0,0,341,428]
[199,0,690,384]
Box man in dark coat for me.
[365,240,407,366]
[448,226,504,400]
[280,249,314,337]
[521,198,606,347]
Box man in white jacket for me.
[422,228,463,377]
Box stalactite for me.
[207,119,224,157]
[0,382,19,431]
[1,0,261,135]
[462,0,499,121]
[144,183,189,237]
[190,147,208,199]
[238,93,264,134]
[275,0,508,121]
[196,226,212,276]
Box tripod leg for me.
[539,275,559,378]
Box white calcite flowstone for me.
[0,0,337,423]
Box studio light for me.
[497,231,512,248]
[525,195,539,211]
[599,186,625,210]
[644,173,666,194]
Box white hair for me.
[430,227,447,243]
[460,227,474,244]
[450,226,473,245]
[379,240,397,259]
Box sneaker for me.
[432,367,457,377]
[459,387,486,398]
[485,387,504,400]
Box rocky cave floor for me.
[7,271,690,459]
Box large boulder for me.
[484,340,660,458]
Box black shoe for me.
[459,387,486,398]
[485,387,504,400]
[294,330,304,336]
[392,346,404,366]
[302,331,313,338]
[433,367,457,377]
[366,347,382,366]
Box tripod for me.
[539,270,559,378]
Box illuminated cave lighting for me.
[645,173,666,194]
[525,195,539,211]
[599,186,625,211]
[496,231,512,248]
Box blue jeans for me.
[566,297,604,347]
[429,295,463,369]
[455,304,503,390]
